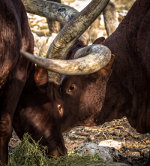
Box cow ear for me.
[93,37,105,44]
[99,54,115,78]
[34,67,48,86]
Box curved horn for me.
[21,44,111,75]
[22,0,110,84]
[45,0,109,84]
[46,0,110,60]
[22,0,78,25]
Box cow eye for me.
[65,83,77,95]
[68,84,76,92]
[57,104,63,117]
[58,104,62,110]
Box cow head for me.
[60,52,115,132]
[13,67,67,157]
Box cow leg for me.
[0,83,27,165]
[0,65,31,165]
[0,135,11,164]
[0,113,12,164]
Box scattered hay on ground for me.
[8,134,106,166]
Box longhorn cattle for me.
[12,40,85,153]
[22,0,150,165]
[0,0,109,164]
[59,0,150,136]
[0,0,68,164]
[13,67,67,157]
[0,0,34,163]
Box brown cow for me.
[0,0,68,164]
[0,0,34,164]
[13,67,66,157]
[22,0,150,165]
[60,0,150,165]
[12,40,85,154]
[18,0,111,137]
[58,0,150,135]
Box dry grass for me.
[8,134,106,166]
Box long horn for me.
[46,0,110,60]
[46,0,109,84]
[22,0,79,84]
[22,0,78,25]
[22,0,110,84]
[21,44,111,75]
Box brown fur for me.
[0,0,66,164]
[61,0,150,133]
[96,0,150,134]
[0,0,34,164]
[60,0,150,164]
[11,40,86,161]
[13,67,66,157]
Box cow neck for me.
[100,0,150,133]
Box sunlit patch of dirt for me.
[63,117,150,166]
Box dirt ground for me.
[63,117,150,166]
[9,117,150,166]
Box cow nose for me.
[50,146,67,157]
[58,146,67,156]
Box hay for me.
[8,133,105,166]
[9,134,48,166]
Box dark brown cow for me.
[59,0,150,133]
[0,0,67,164]
[12,40,86,154]
[59,0,150,164]
[12,38,107,157]
[13,67,66,157]
[22,0,150,165]
[0,0,34,164]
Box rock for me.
[77,163,129,166]
[99,139,123,150]
[107,162,130,166]
[74,142,122,162]
[141,148,150,158]
[127,151,140,158]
